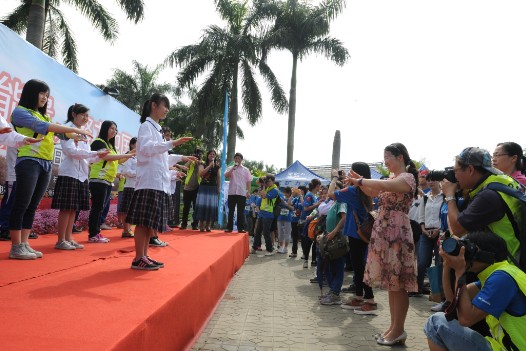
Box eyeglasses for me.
[492,153,509,158]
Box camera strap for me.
[444,273,467,321]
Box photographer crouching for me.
[424,230,526,351]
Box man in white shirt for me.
[224,152,252,233]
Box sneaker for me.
[179,226,187,230]
[0,229,11,241]
[311,260,317,266]
[238,230,246,233]
[288,253,297,258]
[100,223,112,230]
[303,261,308,269]
[131,256,159,271]
[146,256,165,268]
[264,251,274,256]
[300,255,305,260]
[353,302,378,315]
[224,229,232,233]
[341,298,364,310]
[256,246,262,251]
[121,230,134,238]
[69,240,85,249]
[23,243,43,258]
[55,240,76,250]
[149,237,167,247]
[72,226,82,233]
[341,284,356,293]
[28,232,38,239]
[310,277,319,284]
[430,301,447,312]
[9,243,37,260]
[320,292,342,305]
[88,233,110,243]
[277,248,287,254]
[250,248,257,254]
[192,226,199,230]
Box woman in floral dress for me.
[347,142,418,346]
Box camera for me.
[427,167,457,183]
[442,237,478,261]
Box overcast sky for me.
[4,0,526,171]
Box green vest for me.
[89,138,117,183]
[118,176,125,192]
[14,107,54,161]
[469,175,522,257]
[260,184,278,213]
[184,162,202,186]
[478,261,526,351]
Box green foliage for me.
[243,159,277,178]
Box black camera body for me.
[442,237,478,261]
[427,167,457,183]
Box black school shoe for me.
[341,284,356,293]
[29,232,38,239]
[149,237,168,247]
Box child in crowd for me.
[118,137,137,238]
[126,93,194,270]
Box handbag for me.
[320,232,349,260]
[353,210,376,244]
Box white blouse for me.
[120,156,137,189]
[57,121,100,182]
[135,117,182,194]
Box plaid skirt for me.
[118,187,135,214]
[51,176,90,211]
[126,189,172,232]
[194,184,218,222]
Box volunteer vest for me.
[118,176,126,192]
[89,138,117,183]
[260,184,278,213]
[14,107,54,161]
[478,261,526,351]
[184,162,202,186]
[469,175,522,257]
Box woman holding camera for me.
[346,143,418,346]
[194,149,221,231]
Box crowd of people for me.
[1,79,526,349]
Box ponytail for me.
[385,143,419,197]
[66,103,89,124]
[141,93,170,123]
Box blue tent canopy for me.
[275,160,330,187]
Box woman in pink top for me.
[492,142,526,187]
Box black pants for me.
[291,221,300,254]
[227,194,246,231]
[172,180,181,226]
[88,182,112,238]
[181,187,198,228]
[348,237,374,299]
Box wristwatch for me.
[445,196,455,203]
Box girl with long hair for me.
[194,149,221,231]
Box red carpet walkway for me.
[0,229,249,351]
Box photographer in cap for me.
[442,147,522,263]
[424,230,526,351]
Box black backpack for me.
[272,195,282,218]
[485,182,526,271]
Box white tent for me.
[274,160,330,187]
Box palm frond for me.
[316,0,346,21]
[0,3,30,33]
[115,0,145,23]
[65,0,119,42]
[241,60,262,125]
[42,14,60,59]
[258,60,288,113]
[52,7,79,72]
[302,37,349,65]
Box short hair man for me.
[424,230,526,351]
[224,152,252,233]
[442,147,522,261]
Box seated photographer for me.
[424,230,526,351]
[442,147,522,262]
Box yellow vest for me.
[89,138,118,183]
[260,184,278,213]
[14,107,54,161]
[184,162,202,186]
[469,175,522,257]
[478,261,526,351]
[118,176,126,192]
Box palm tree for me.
[105,60,175,113]
[1,0,144,72]
[263,0,349,166]
[165,0,288,163]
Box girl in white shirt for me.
[51,104,109,250]
[118,137,137,238]
[126,93,194,271]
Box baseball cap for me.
[457,147,503,175]
[419,170,429,177]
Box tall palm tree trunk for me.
[26,0,46,49]
[227,67,239,163]
[286,53,298,167]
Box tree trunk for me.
[26,0,46,49]
[227,67,239,163]
[332,130,341,170]
[286,52,298,167]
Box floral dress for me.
[363,172,418,292]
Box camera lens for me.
[442,237,460,256]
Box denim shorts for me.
[424,312,492,351]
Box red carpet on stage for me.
[0,229,249,351]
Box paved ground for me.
[191,241,436,351]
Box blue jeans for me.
[10,160,51,230]
[100,190,111,224]
[417,234,439,292]
[324,254,345,294]
[0,181,16,230]
[424,313,492,351]
[253,217,273,252]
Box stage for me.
[0,228,249,351]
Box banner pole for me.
[218,89,229,228]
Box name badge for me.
[280,209,290,216]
